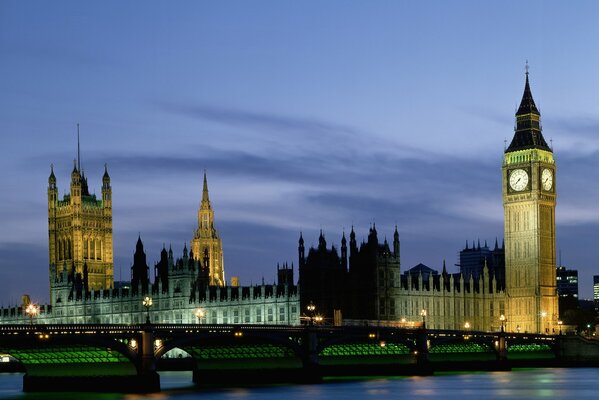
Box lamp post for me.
[142,296,153,324]
[557,320,563,335]
[541,311,547,334]
[420,309,427,329]
[25,303,39,325]
[499,314,506,333]
[194,308,205,324]
[306,301,316,326]
[464,321,471,330]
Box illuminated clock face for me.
[509,169,529,191]
[542,168,553,191]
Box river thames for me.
[0,368,597,399]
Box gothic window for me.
[267,308,274,322]
[279,307,285,322]
[244,308,250,323]
[58,240,63,261]
[84,238,88,259]
[256,308,262,323]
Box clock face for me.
[509,169,529,191]
[542,168,553,191]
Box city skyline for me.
[2,1,599,302]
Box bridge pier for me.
[300,327,322,383]
[415,327,432,375]
[138,324,160,392]
[497,332,507,362]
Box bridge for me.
[0,323,581,393]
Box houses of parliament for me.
[0,72,558,334]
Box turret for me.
[393,225,400,258]
[318,230,326,250]
[340,232,347,271]
[131,236,149,295]
[298,232,305,267]
[48,164,57,199]
[70,159,82,203]
[102,164,111,205]
[349,226,357,256]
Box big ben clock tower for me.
[503,68,558,334]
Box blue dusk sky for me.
[1,1,599,303]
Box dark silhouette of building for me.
[298,225,400,323]
[131,236,150,295]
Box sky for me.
[2,1,599,303]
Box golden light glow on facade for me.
[503,72,559,334]
[191,172,225,286]
[47,163,114,294]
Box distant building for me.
[593,276,599,305]
[556,266,578,298]
[458,239,505,291]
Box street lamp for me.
[142,296,153,324]
[306,301,316,325]
[194,308,205,324]
[25,303,39,325]
[558,320,563,335]
[464,321,471,330]
[420,309,427,328]
[499,314,506,333]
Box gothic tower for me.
[191,172,225,286]
[503,69,558,333]
[48,159,114,297]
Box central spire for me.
[201,170,211,208]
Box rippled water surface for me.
[0,368,598,399]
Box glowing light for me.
[194,308,205,321]
[130,339,138,349]
[25,303,40,325]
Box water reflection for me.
[1,369,599,399]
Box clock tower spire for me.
[503,67,558,334]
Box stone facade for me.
[47,162,114,294]
[0,167,300,326]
